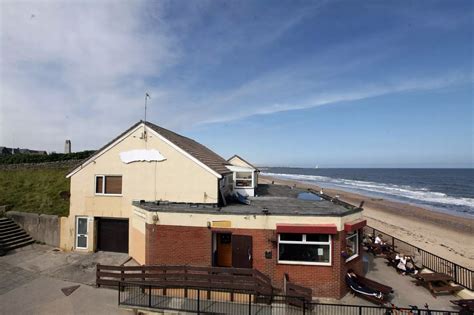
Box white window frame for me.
[94,175,123,196]
[345,230,359,262]
[233,171,254,189]
[75,216,88,249]
[277,233,332,266]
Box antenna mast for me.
[143,92,151,141]
[144,92,150,123]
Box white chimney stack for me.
[64,140,71,154]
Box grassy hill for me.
[0,167,70,216]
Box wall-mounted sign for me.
[211,221,231,228]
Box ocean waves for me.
[262,172,474,216]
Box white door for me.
[76,217,88,249]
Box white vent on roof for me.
[120,149,166,164]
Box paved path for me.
[0,244,128,287]
[0,260,39,295]
[336,254,460,311]
[0,276,130,315]
[0,244,131,315]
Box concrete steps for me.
[0,217,35,255]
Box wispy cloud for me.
[190,71,471,125]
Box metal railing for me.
[364,226,473,290]
[118,281,460,315]
[307,303,459,315]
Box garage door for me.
[97,218,129,253]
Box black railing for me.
[118,281,459,315]
[364,226,473,291]
[307,303,459,315]
[118,281,303,315]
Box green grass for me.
[0,167,70,216]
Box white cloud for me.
[0,1,177,151]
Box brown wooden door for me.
[216,233,232,267]
[232,235,252,268]
[97,218,129,253]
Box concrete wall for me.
[6,211,60,247]
[132,205,363,231]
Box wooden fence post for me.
[96,263,100,287]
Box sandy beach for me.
[260,175,474,269]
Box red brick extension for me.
[145,224,363,299]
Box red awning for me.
[344,219,367,232]
[276,224,338,234]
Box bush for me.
[0,151,95,164]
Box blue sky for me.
[1,0,472,167]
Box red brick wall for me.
[146,224,211,266]
[145,223,363,299]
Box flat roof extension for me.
[133,184,362,217]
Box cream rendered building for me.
[61,120,365,294]
[227,155,259,197]
[61,121,233,261]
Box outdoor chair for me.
[346,272,393,306]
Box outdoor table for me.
[367,242,396,256]
[451,299,474,312]
[414,273,463,297]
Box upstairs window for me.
[278,233,331,265]
[95,175,122,195]
[235,171,252,188]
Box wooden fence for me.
[284,273,312,308]
[96,264,274,296]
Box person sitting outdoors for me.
[374,234,391,252]
[374,234,384,244]
[396,254,418,275]
[346,270,383,299]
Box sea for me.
[261,168,474,218]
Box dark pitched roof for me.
[145,121,231,176]
[67,121,143,176]
[68,120,231,177]
[227,154,259,171]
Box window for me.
[345,230,359,261]
[95,175,122,195]
[235,171,252,188]
[278,233,331,265]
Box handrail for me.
[364,225,473,290]
[97,264,274,296]
[118,281,460,315]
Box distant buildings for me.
[0,146,47,155]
